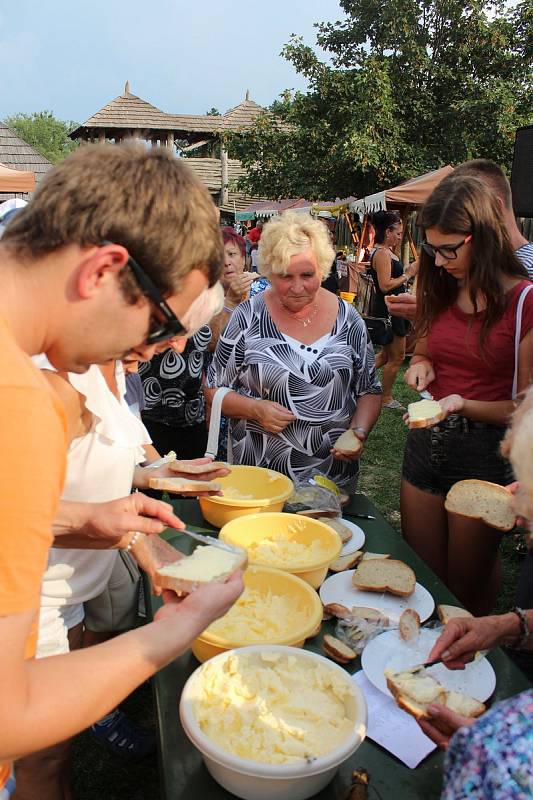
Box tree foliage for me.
[5,111,79,164]
[228,0,533,199]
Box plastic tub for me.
[199,466,293,528]
[180,645,367,800]
[219,512,342,588]
[192,565,323,662]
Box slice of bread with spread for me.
[155,545,247,595]
[385,666,486,733]
[407,399,445,429]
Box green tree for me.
[228,0,532,199]
[206,107,221,116]
[5,111,79,164]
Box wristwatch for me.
[351,426,368,441]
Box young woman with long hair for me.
[401,174,533,615]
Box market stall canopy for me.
[350,166,454,216]
[0,162,35,192]
[236,198,312,221]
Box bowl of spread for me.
[220,512,342,588]
[199,466,294,528]
[180,645,367,800]
[191,565,323,662]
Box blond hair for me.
[502,387,533,524]
[2,143,223,297]
[257,211,335,280]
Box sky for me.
[0,0,344,124]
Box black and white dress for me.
[207,293,381,488]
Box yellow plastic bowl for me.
[219,512,342,589]
[340,291,356,303]
[199,466,294,528]
[192,565,323,662]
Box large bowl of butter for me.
[199,466,294,528]
[219,512,342,588]
[192,565,323,662]
[180,645,367,800]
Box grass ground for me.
[71,364,522,798]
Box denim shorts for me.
[402,414,514,496]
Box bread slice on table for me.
[350,606,389,625]
[352,558,416,597]
[399,608,421,641]
[155,545,247,596]
[323,634,357,664]
[407,399,445,429]
[329,552,363,572]
[148,476,221,494]
[319,518,353,544]
[445,479,515,532]
[385,666,485,733]
[333,429,363,456]
[437,604,474,625]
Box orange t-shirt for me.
[0,314,66,789]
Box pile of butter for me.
[206,587,308,641]
[194,652,354,763]
[247,534,327,568]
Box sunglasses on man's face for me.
[421,234,472,261]
[102,242,187,344]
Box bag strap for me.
[205,387,233,461]
[512,284,533,400]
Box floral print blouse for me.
[443,689,533,799]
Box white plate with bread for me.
[362,628,496,701]
[319,559,434,624]
[338,519,366,555]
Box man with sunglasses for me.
[0,143,243,799]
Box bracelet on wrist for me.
[351,426,368,441]
[508,607,530,650]
[125,531,142,552]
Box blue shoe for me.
[90,709,155,760]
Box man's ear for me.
[76,244,129,299]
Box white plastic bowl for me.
[179,645,367,800]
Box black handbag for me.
[363,315,394,346]
[356,270,394,346]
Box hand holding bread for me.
[418,703,477,749]
[331,429,365,461]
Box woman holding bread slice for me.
[412,386,533,800]
[207,211,382,490]
[401,174,533,615]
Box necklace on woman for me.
[280,302,318,328]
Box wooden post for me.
[167,131,174,151]
[344,212,358,249]
[98,129,105,144]
[220,145,229,206]
[356,215,367,261]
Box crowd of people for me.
[0,143,531,800]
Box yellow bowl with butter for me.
[192,565,323,662]
[219,512,342,588]
[199,466,294,528]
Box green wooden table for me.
[146,494,531,800]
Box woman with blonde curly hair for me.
[207,211,382,489]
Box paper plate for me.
[361,627,496,701]
[319,570,434,623]
[339,518,366,555]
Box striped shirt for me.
[516,242,533,278]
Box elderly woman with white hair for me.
[207,212,382,489]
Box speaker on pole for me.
[511,125,533,217]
